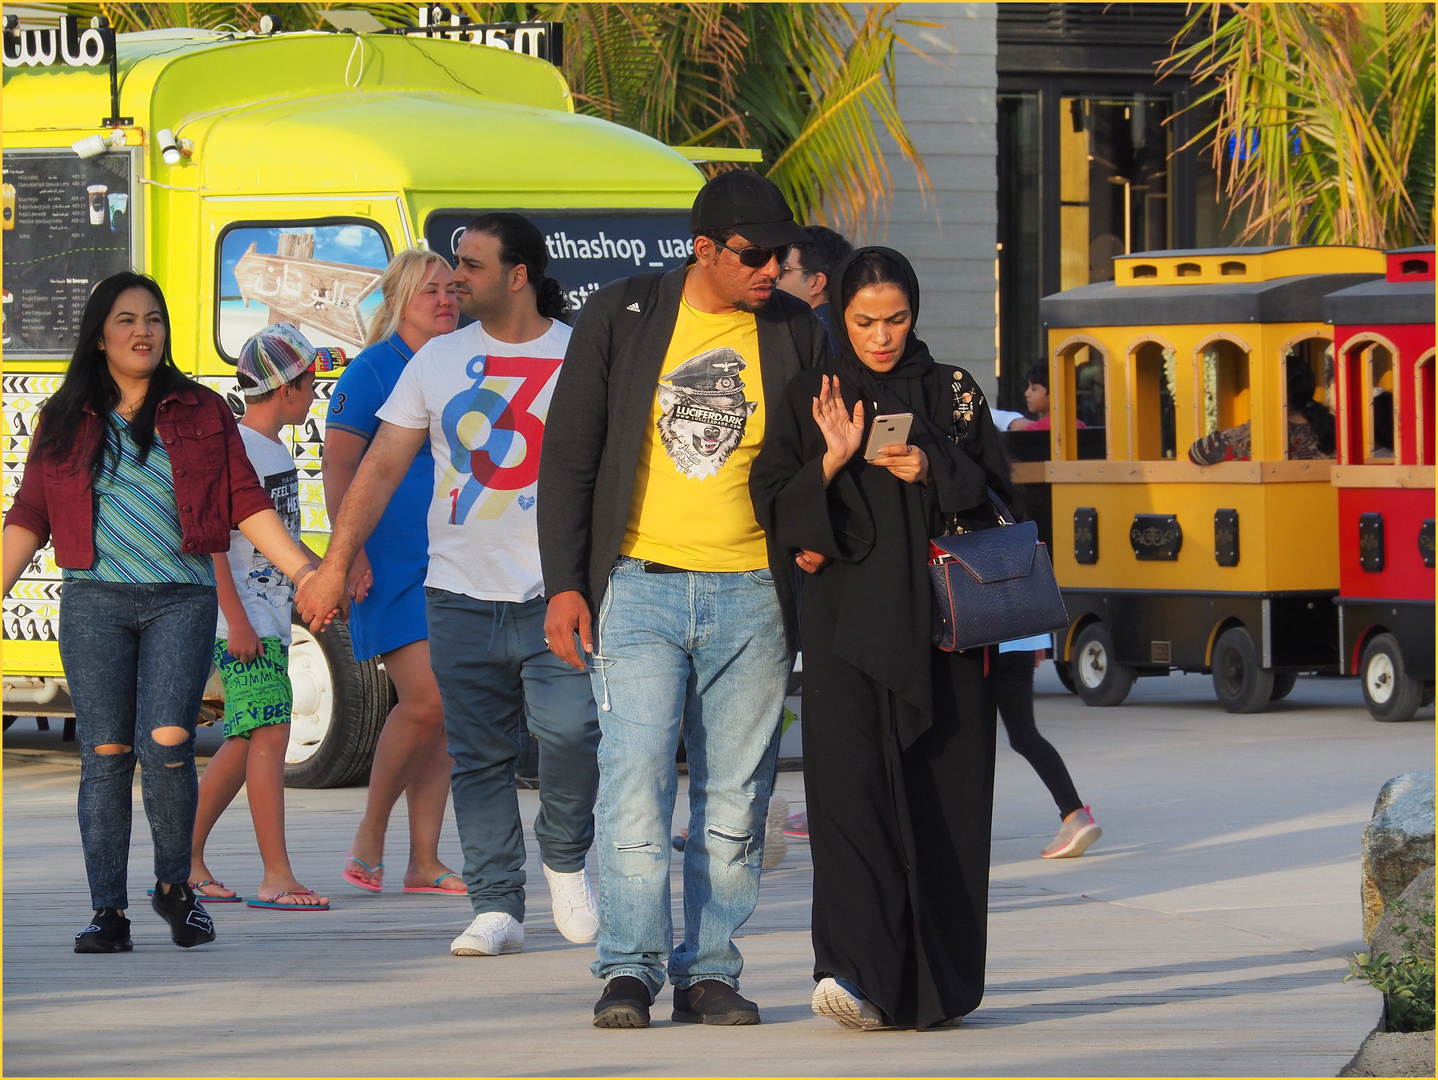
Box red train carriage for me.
[1326,247,1436,721]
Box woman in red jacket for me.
[2,272,331,954]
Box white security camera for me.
[72,130,125,159]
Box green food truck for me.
[2,19,706,785]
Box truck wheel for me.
[1211,627,1274,713]
[1361,633,1423,723]
[284,612,389,788]
[1270,671,1298,701]
[1053,660,1077,695]
[1071,623,1134,707]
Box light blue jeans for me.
[589,557,790,996]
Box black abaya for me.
[749,247,1019,1030]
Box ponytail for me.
[466,212,569,321]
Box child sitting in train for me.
[1188,359,1335,464]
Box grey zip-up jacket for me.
[537,264,832,658]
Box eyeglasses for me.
[712,239,785,269]
[779,264,813,278]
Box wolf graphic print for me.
[655,347,758,481]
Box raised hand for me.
[812,375,864,486]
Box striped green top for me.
[64,413,216,587]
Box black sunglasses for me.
[711,238,785,269]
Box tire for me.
[1053,660,1077,695]
[1360,633,1423,723]
[283,610,390,788]
[1270,671,1298,701]
[1211,626,1274,713]
[1071,623,1135,707]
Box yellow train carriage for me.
[1038,246,1385,712]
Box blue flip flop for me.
[403,871,465,895]
[246,890,329,911]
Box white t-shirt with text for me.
[216,426,301,644]
[377,318,571,603]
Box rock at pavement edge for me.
[1370,867,1435,962]
[1362,770,1436,944]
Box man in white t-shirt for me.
[299,215,600,958]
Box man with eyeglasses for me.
[776,224,853,349]
[538,170,830,1029]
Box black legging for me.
[994,649,1083,819]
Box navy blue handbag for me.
[929,496,1069,652]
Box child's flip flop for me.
[342,855,383,893]
[146,880,243,903]
[403,872,465,895]
[246,890,330,911]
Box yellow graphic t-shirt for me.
[621,295,768,571]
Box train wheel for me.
[1211,627,1274,713]
[1270,671,1298,701]
[1071,623,1134,707]
[1360,633,1423,723]
[1054,660,1077,695]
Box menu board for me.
[2,148,136,358]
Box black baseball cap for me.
[689,170,809,249]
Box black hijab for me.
[820,247,956,748]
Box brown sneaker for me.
[593,976,652,1029]
[1041,806,1102,859]
[672,979,760,1025]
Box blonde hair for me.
[363,248,455,348]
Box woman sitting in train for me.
[1188,359,1335,464]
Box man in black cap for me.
[538,170,830,1028]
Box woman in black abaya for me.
[751,248,1019,1031]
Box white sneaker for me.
[811,977,886,1031]
[543,864,599,944]
[450,911,524,956]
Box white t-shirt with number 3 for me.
[377,318,571,603]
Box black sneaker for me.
[672,979,760,1025]
[74,908,132,953]
[593,976,652,1029]
[150,881,215,948]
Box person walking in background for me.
[298,214,601,958]
[539,170,827,1029]
[777,224,852,348]
[188,324,331,910]
[323,249,464,897]
[995,634,1102,859]
[751,247,1015,1032]
[1,273,333,953]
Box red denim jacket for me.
[4,384,276,569]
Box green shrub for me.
[1346,891,1436,1033]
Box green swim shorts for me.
[213,637,293,740]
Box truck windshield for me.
[424,211,693,315]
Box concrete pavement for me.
[3,667,1430,1076]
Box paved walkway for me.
[3,668,1430,1076]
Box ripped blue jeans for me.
[589,557,789,995]
[58,579,218,911]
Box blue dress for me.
[326,333,434,660]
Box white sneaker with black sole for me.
[450,911,524,956]
[543,865,598,944]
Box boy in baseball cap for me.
[187,322,332,910]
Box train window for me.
[1054,340,1108,460]
[1130,264,1157,279]
[1400,258,1430,276]
[1282,338,1333,460]
[1200,338,1249,437]
[1131,341,1176,459]
[1220,260,1247,276]
[1366,343,1397,462]
[1417,351,1434,466]
[1175,262,1200,278]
